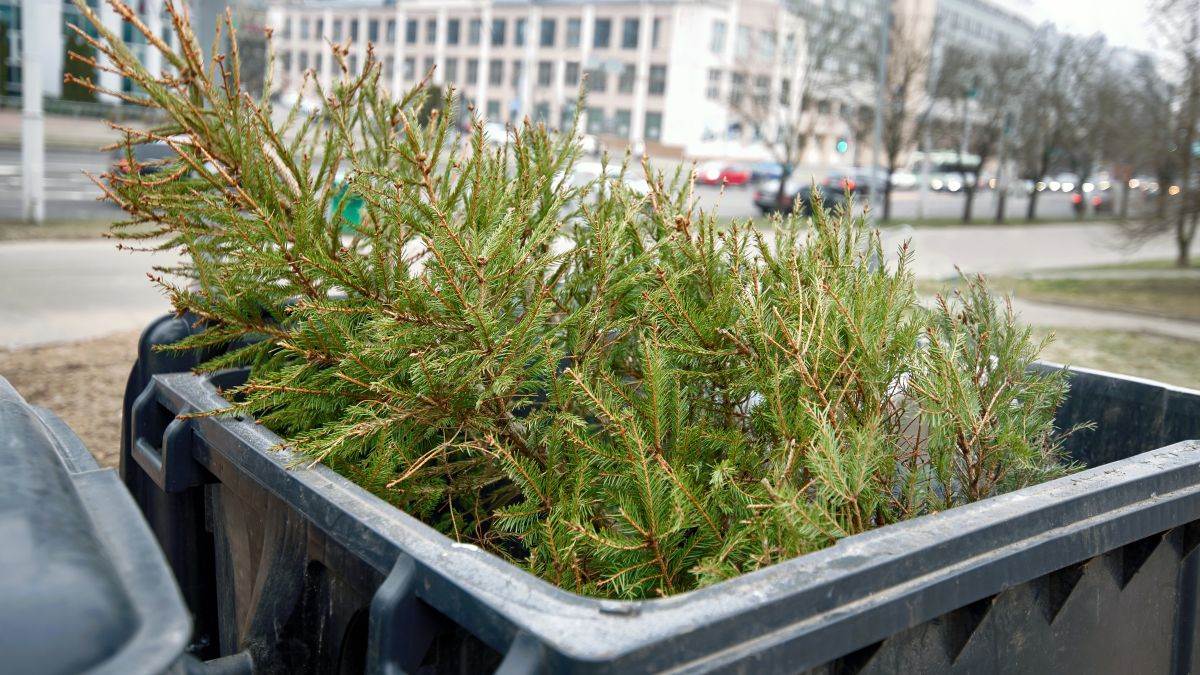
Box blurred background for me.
[0,0,1197,465]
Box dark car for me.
[753,180,849,215]
[110,140,177,176]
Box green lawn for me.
[0,219,113,241]
[1036,328,1200,390]
[922,275,1200,323]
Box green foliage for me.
[77,0,1077,599]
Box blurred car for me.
[579,133,604,157]
[889,170,918,190]
[753,180,849,215]
[929,172,965,193]
[1071,189,1114,215]
[695,161,751,186]
[110,140,178,175]
[846,166,889,195]
[749,161,786,183]
[569,161,650,196]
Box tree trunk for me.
[995,187,1008,223]
[775,168,793,213]
[883,177,894,222]
[962,184,976,223]
[1118,181,1131,222]
[1026,187,1040,221]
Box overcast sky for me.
[1026,0,1155,52]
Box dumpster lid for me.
[0,377,191,674]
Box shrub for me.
[76,0,1074,599]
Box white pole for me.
[21,0,45,225]
[869,0,890,220]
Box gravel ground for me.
[0,330,139,467]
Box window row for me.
[283,14,665,51]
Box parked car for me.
[753,179,849,215]
[929,172,965,193]
[695,161,751,186]
[569,161,650,196]
[1071,188,1114,215]
[890,170,918,190]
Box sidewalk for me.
[0,109,146,150]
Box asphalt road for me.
[0,148,1095,224]
[0,148,121,222]
[0,221,1181,348]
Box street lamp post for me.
[21,0,46,224]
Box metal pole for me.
[21,0,45,224]
[869,0,890,219]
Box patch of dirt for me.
[0,331,140,467]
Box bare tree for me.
[733,0,878,207]
[1137,0,1200,266]
[878,10,930,222]
[1014,29,1077,222]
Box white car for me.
[889,171,918,190]
[568,161,650,196]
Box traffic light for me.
[835,137,849,154]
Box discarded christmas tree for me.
[75,0,1076,599]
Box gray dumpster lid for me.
[0,377,191,674]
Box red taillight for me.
[1071,194,1083,204]
[1091,196,1102,206]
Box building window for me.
[706,69,721,100]
[445,58,458,81]
[315,52,323,74]
[511,60,523,86]
[621,18,639,49]
[729,72,745,105]
[447,19,461,45]
[540,18,556,47]
[492,18,506,46]
[586,68,607,92]
[348,55,357,73]
[368,19,379,42]
[469,19,482,45]
[426,19,437,44]
[779,78,791,105]
[710,20,726,54]
[406,19,418,45]
[534,102,550,122]
[385,55,394,82]
[467,58,479,84]
[736,25,751,58]
[424,56,435,76]
[593,19,611,48]
[565,61,580,86]
[300,18,310,40]
[618,63,635,93]
[652,18,662,49]
[332,19,342,41]
[515,18,526,46]
[488,59,504,85]
[561,105,576,130]
[403,57,415,81]
[567,18,582,48]
[386,19,395,42]
[298,52,309,71]
[487,100,501,119]
[315,18,324,38]
[349,19,358,41]
[537,61,553,87]
[644,111,662,141]
[283,18,292,39]
[614,109,631,137]
[817,99,832,114]
[753,75,769,106]
[586,107,605,134]
[648,65,666,95]
[281,52,291,72]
